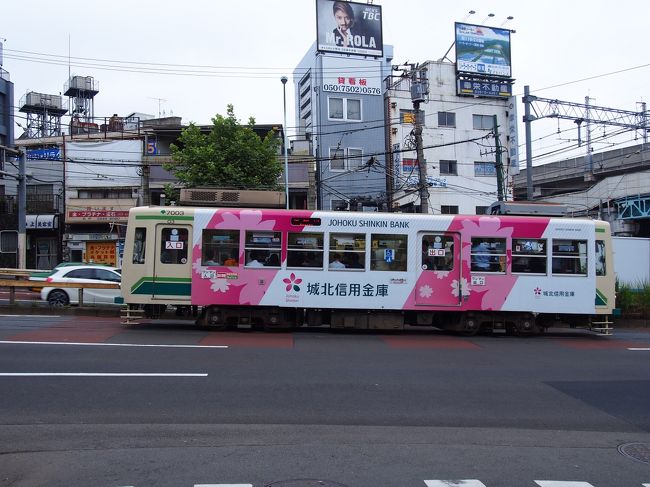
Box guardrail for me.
[0,268,120,306]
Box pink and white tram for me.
[121,206,616,335]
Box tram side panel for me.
[122,207,615,332]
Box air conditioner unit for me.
[179,188,286,208]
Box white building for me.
[385,60,518,214]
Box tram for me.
[120,206,616,335]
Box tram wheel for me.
[461,316,480,336]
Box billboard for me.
[455,22,512,78]
[316,0,383,57]
[321,57,382,96]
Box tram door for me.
[416,232,461,307]
[152,224,192,301]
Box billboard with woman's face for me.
[316,0,383,57]
[455,22,512,78]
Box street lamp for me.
[281,76,290,210]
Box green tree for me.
[165,105,282,188]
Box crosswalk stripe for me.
[424,481,487,487]
[535,482,595,487]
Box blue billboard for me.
[455,22,512,78]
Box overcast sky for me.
[2,0,648,165]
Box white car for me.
[41,265,122,306]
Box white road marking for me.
[0,314,62,318]
[0,373,207,377]
[0,341,227,349]
[535,482,596,487]
[425,481,487,487]
[628,348,650,351]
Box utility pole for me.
[523,85,534,200]
[410,64,429,214]
[493,115,505,201]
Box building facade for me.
[385,60,516,214]
[293,43,394,211]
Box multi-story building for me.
[0,42,17,268]
[294,0,393,211]
[294,45,394,211]
[385,60,517,214]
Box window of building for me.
[441,205,459,214]
[512,239,547,274]
[552,239,587,275]
[474,161,497,177]
[27,184,53,195]
[473,114,494,130]
[438,111,456,127]
[471,237,506,272]
[328,97,344,119]
[347,99,361,121]
[439,160,457,175]
[329,233,366,270]
[371,234,407,271]
[202,230,240,266]
[329,147,362,171]
[328,97,362,121]
[329,147,345,171]
[347,148,363,170]
[475,206,489,215]
[132,227,146,264]
[159,227,189,265]
[595,240,606,276]
[78,189,132,199]
[245,231,282,267]
[287,232,324,269]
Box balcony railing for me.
[26,193,61,213]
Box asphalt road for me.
[0,313,649,487]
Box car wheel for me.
[48,289,70,307]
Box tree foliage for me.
[165,105,282,188]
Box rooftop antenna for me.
[68,33,71,80]
[149,97,168,118]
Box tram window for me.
[287,232,324,269]
[132,227,146,264]
[202,230,240,266]
[552,239,587,275]
[159,228,188,265]
[471,237,506,272]
[512,238,547,274]
[595,240,606,276]
[245,231,282,267]
[329,233,366,270]
[421,235,454,271]
[371,234,407,272]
